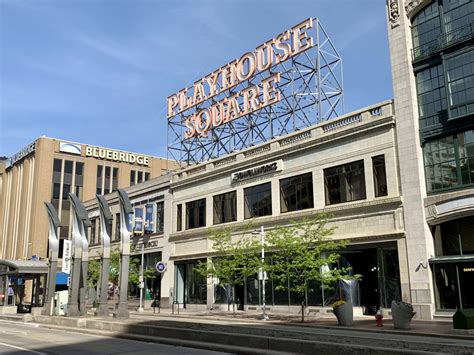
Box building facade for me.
[387,0,474,318]
[168,101,407,314]
[0,137,179,261]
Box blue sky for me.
[0,0,392,158]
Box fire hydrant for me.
[375,309,383,327]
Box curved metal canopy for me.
[0,259,48,276]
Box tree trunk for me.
[232,284,236,317]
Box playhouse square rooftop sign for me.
[167,18,316,139]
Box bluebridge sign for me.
[166,18,344,165]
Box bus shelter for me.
[0,260,48,314]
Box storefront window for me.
[280,172,314,213]
[435,216,474,256]
[244,183,272,219]
[324,160,366,205]
[186,198,206,229]
[433,263,459,310]
[175,261,207,305]
[213,191,237,224]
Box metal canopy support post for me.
[113,188,133,318]
[66,193,91,317]
[42,202,61,316]
[95,195,112,317]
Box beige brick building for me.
[0,137,179,261]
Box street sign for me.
[61,240,72,274]
[155,262,166,273]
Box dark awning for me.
[0,259,48,276]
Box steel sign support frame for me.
[113,188,133,318]
[95,195,113,317]
[167,18,343,166]
[42,202,61,316]
[66,193,91,317]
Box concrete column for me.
[387,2,435,319]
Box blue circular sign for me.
[155,262,166,273]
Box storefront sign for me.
[59,142,82,155]
[135,240,159,250]
[231,160,283,183]
[167,18,315,140]
[85,146,150,166]
[155,261,166,273]
[463,268,474,272]
[6,142,36,169]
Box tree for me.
[265,213,359,322]
[196,227,261,315]
[87,251,156,294]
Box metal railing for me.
[412,23,473,62]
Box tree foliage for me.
[195,227,261,312]
[87,251,156,289]
[266,213,359,302]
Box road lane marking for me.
[0,341,46,354]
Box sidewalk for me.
[125,306,461,339]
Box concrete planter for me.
[391,300,416,329]
[333,301,353,326]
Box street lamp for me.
[259,226,269,321]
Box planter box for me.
[391,300,415,330]
[333,301,353,326]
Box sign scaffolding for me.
[167,18,343,165]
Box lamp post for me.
[137,243,145,312]
[260,226,269,321]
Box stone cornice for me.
[405,0,432,20]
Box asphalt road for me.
[0,320,229,355]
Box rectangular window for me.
[156,201,164,233]
[75,162,84,200]
[112,167,118,191]
[130,170,136,186]
[213,191,237,224]
[423,130,474,192]
[244,182,272,219]
[186,198,206,229]
[53,158,62,184]
[372,155,388,197]
[115,213,121,242]
[177,204,182,232]
[446,51,474,119]
[324,160,366,205]
[64,160,73,187]
[104,166,111,194]
[96,165,103,195]
[137,171,143,183]
[145,172,150,181]
[280,173,314,213]
[415,64,447,128]
[90,218,97,245]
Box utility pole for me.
[260,226,268,321]
[138,243,145,312]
